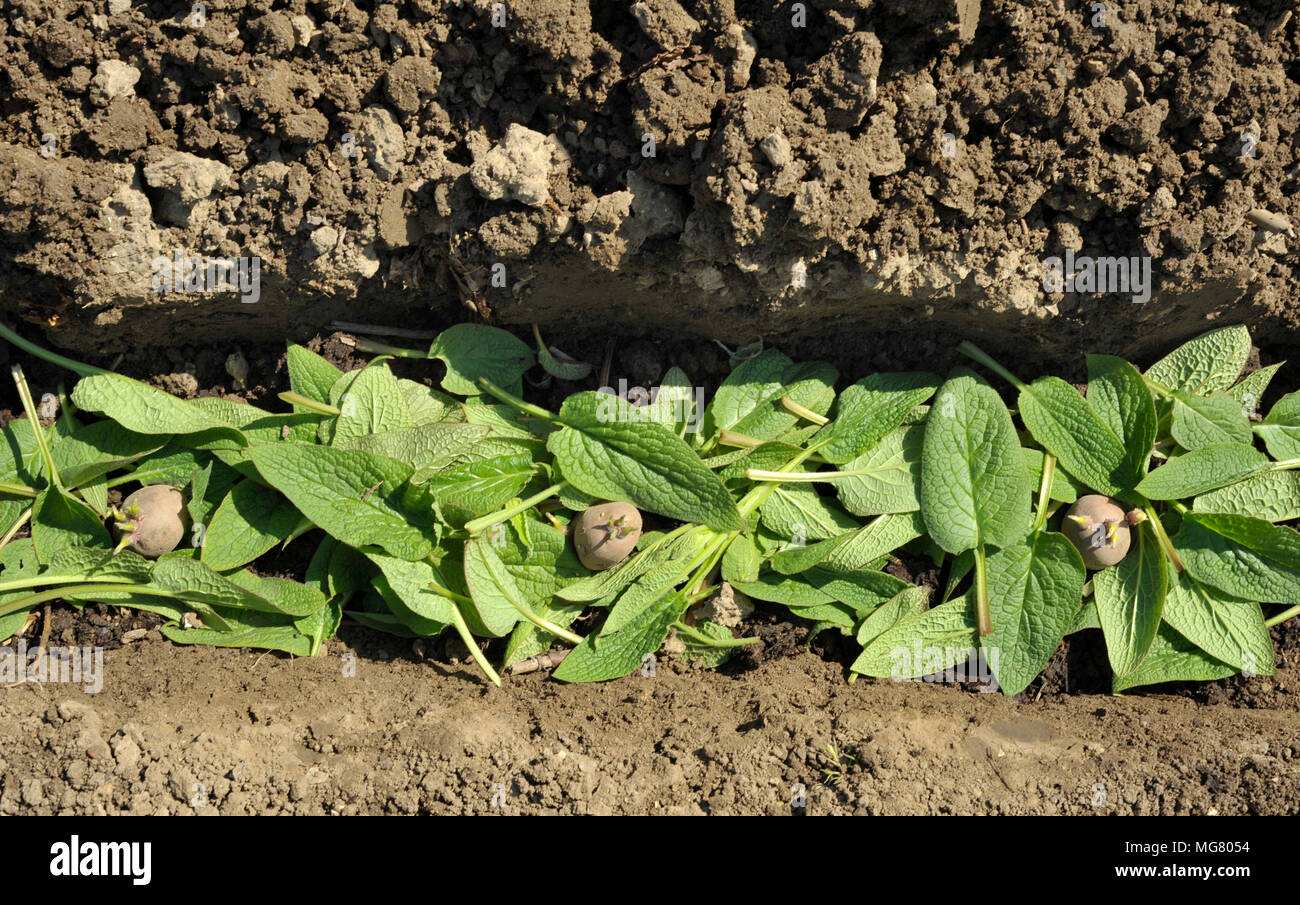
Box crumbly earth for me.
[0,0,1297,372]
[1,625,1296,816]
[1,1,1299,815]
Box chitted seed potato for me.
[113,484,191,558]
[573,502,642,571]
[1062,494,1131,569]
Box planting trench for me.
[1,0,1299,813]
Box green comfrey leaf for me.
[549,392,742,531]
[814,372,941,465]
[46,547,153,583]
[855,586,929,648]
[553,590,687,683]
[721,534,762,584]
[1086,354,1156,489]
[771,511,924,575]
[50,421,165,489]
[644,367,699,436]
[0,418,42,485]
[70,373,245,441]
[921,371,1030,555]
[832,425,924,516]
[555,528,708,604]
[201,479,307,572]
[702,349,794,439]
[186,462,213,527]
[677,621,741,668]
[365,550,455,634]
[1173,512,1300,602]
[1136,443,1271,500]
[32,489,110,563]
[148,553,325,617]
[399,380,464,426]
[1144,325,1251,396]
[1257,390,1300,461]
[462,401,555,441]
[1093,520,1166,678]
[731,572,836,609]
[730,361,838,443]
[1228,362,1284,421]
[850,593,980,678]
[0,539,41,640]
[1193,470,1300,522]
[1021,447,1081,504]
[984,531,1087,696]
[223,568,328,619]
[429,324,534,396]
[330,363,413,446]
[1016,375,1130,497]
[1161,570,1274,675]
[758,483,859,542]
[286,343,342,406]
[162,608,316,656]
[1112,622,1237,692]
[806,567,910,613]
[337,423,489,475]
[462,534,539,637]
[422,452,535,524]
[248,445,436,561]
[1170,391,1252,450]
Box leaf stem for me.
[1143,504,1185,572]
[1031,453,1056,535]
[446,597,502,686]
[956,342,1029,392]
[476,377,561,423]
[0,323,106,378]
[11,365,62,492]
[0,482,38,498]
[973,546,992,636]
[463,481,567,536]
[1265,605,1299,628]
[717,430,762,448]
[780,396,829,425]
[0,582,167,619]
[278,391,341,416]
[0,505,33,558]
[349,337,428,359]
[672,620,759,648]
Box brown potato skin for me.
[1062,494,1130,569]
[573,502,643,571]
[115,485,191,558]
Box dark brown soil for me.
[1,0,1299,815]
[0,0,1296,374]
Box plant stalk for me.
[464,481,567,536]
[278,392,341,416]
[1031,453,1056,535]
[973,546,993,636]
[0,323,105,378]
[1143,504,1185,572]
[780,395,829,425]
[956,342,1029,392]
[477,377,561,423]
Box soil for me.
[1,1,1299,814]
[2,618,1296,816]
[0,0,1296,374]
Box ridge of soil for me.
[1,0,1297,370]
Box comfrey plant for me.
[0,321,1294,695]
